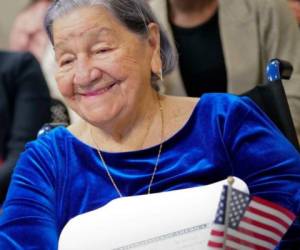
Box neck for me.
[169,0,218,28]
[88,89,162,151]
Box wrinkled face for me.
[53,6,160,126]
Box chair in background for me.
[37,98,70,137]
[241,59,300,151]
[50,98,70,125]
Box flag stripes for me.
[241,217,283,237]
[208,225,274,249]
[251,197,295,221]
[246,206,289,229]
[226,233,271,250]
[236,227,278,245]
[237,221,281,242]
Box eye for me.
[59,56,75,67]
[61,59,74,66]
[94,48,112,54]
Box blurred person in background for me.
[9,0,79,122]
[0,51,51,204]
[149,0,300,140]
[9,0,52,62]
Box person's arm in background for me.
[258,0,300,141]
[287,0,300,25]
[0,52,51,204]
[9,0,51,62]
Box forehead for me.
[52,6,127,45]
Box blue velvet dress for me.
[0,94,300,249]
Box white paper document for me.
[59,177,248,250]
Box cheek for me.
[55,72,74,98]
[113,55,151,88]
[104,45,150,80]
[123,46,153,82]
[97,51,138,78]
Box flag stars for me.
[217,216,223,223]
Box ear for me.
[147,23,162,76]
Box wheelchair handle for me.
[266,59,293,82]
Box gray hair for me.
[44,0,177,86]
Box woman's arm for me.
[223,95,300,248]
[0,138,58,249]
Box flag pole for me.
[223,176,235,249]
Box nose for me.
[73,56,102,86]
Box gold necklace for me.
[90,94,164,197]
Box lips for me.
[78,81,118,97]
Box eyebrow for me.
[54,27,115,51]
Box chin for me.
[79,104,123,127]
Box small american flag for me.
[207,185,295,250]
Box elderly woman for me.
[0,0,300,249]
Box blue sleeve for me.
[0,139,58,250]
[223,96,300,248]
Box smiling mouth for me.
[79,81,118,97]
